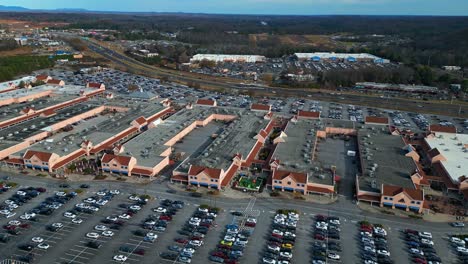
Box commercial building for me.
[294,52,390,63]
[172,107,274,189]
[0,76,35,94]
[190,54,266,63]
[355,82,438,94]
[356,125,425,213]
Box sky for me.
[2,0,468,16]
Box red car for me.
[413,258,427,264]
[19,223,30,229]
[314,234,325,240]
[200,222,211,228]
[159,215,172,221]
[191,236,203,241]
[361,227,372,232]
[405,229,418,234]
[245,222,256,227]
[175,238,188,244]
[3,225,16,230]
[272,233,283,238]
[225,260,238,264]
[315,215,327,221]
[36,187,47,193]
[134,248,145,255]
[211,251,228,259]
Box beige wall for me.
[0,90,52,107]
[272,174,307,192]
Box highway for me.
[83,37,467,118]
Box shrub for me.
[74,189,84,194]
[94,175,107,180]
[270,191,280,197]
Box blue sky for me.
[2,0,467,15]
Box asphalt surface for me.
[0,171,465,264]
[78,37,468,118]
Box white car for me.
[457,247,468,253]
[224,236,236,242]
[419,232,432,239]
[262,257,276,264]
[179,256,192,263]
[272,229,284,236]
[189,240,203,247]
[377,250,390,256]
[64,212,76,219]
[55,192,67,197]
[288,212,299,221]
[198,207,209,213]
[329,219,340,225]
[128,195,140,201]
[8,220,21,226]
[183,247,195,254]
[0,210,10,215]
[451,237,466,245]
[279,252,292,259]
[102,230,114,237]
[246,218,257,224]
[16,191,27,196]
[421,238,434,245]
[5,200,15,205]
[72,218,83,224]
[96,191,107,196]
[364,260,377,264]
[361,231,373,237]
[106,216,118,222]
[154,207,167,213]
[129,205,141,211]
[86,232,100,239]
[110,190,120,195]
[37,243,50,250]
[6,212,16,218]
[284,231,296,238]
[113,255,128,262]
[52,222,63,228]
[146,232,158,239]
[119,214,131,219]
[327,252,340,260]
[32,237,44,243]
[94,225,108,231]
[410,248,424,256]
[267,244,280,252]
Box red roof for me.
[147,107,173,123]
[429,124,457,133]
[307,185,334,194]
[221,164,240,187]
[196,99,216,106]
[259,130,268,139]
[251,103,271,111]
[427,148,442,159]
[46,79,62,85]
[101,154,133,166]
[365,116,389,125]
[92,127,138,153]
[382,185,423,200]
[297,110,320,119]
[134,116,147,125]
[36,75,49,81]
[273,170,308,184]
[23,150,53,162]
[52,149,86,170]
[242,141,263,167]
[132,167,153,176]
[188,165,222,179]
[5,158,24,165]
[87,82,102,88]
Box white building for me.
[190,54,266,63]
[294,52,389,63]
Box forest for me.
[0,56,55,82]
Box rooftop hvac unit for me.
[317,174,325,179]
[63,148,68,152]
[371,180,377,188]
[14,131,19,134]
[367,156,372,160]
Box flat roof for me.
[0,76,35,92]
[274,119,335,185]
[177,109,268,173]
[123,107,218,168]
[12,101,166,158]
[425,132,468,183]
[358,125,417,193]
[0,95,77,122]
[0,103,97,142]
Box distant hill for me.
[0,5,29,11]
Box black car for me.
[80,184,90,189]
[232,211,243,216]
[133,230,146,237]
[160,252,177,260]
[87,241,102,249]
[59,183,70,188]
[18,244,34,251]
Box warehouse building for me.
[294,52,389,63]
[355,82,438,94]
[190,54,266,63]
